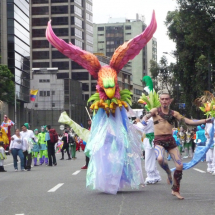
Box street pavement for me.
[1,151,215,215]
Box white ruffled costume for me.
[136,118,161,184]
[205,123,215,173]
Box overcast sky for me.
[93,0,178,63]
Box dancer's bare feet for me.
[172,191,184,200]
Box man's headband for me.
[157,89,169,96]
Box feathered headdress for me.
[138,76,160,111]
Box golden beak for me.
[104,87,116,99]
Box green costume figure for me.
[38,126,48,165]
[177,127,186,155]
[183,130,193,158]
[32,129,40,166]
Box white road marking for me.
[48,183,64,192]
[72,170,81,175]
[5,162,19,166]
[193,168,206,173]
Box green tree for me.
[150,56,181,112]
[165,0,215,118]
[0,64,15,104]
[150,56,176,94]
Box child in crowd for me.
[0,142,7,172]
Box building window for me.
[86,45,93,52]
[32,18,49,27]
[52,17,68,25]
[32,7,49,15]
[98,41,104,43]
[52,51,67,59]
[71,6,82,16]
[75,28,82,39]
[32,29,48,38]
[75,17,82,28]
[51,0,68,2]
[72,72,88,80]
[86,24,93,33]
[82,83,89,91]
[32,0,49,4]
[72,0,82,6]
[35,103,38,107]
[72,61,84,70]
[125,25,131,30]
[86,2,92,12]
[52,103,55,107]
[32,40,49,49]
[33,51,49,59]
[52,28,68,36]
[98,27,104,31]
[52,61,69,70]
[86,34,93,44]
[39,79,50,83]
[39,91,50,97]
[51,6,68,14]
[33,62,49,68]
[57,72,69,79]
[52,91,55,95]
[75,39,82,49]
[39,91,44,96]
[125,33,131,35]
[86,13,92,22]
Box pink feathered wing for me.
[110,11,157,73]
[46,21,101,79]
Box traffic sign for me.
[59,125,64,130]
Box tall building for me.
[26,68,88,131]
[0,0,30,127]
[93,14,157,102]
[31,0,93,101]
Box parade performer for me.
[195,124,207,162]
[60,130,71,160]
[1,115,14,150]
[32,129,40,166]
[178,127,186,156]
[195,125,207,146]
[205,123,214,173]
[0,127,9,148]
[48,10,157,194]
[183,129,193,159]
[137,117,161,184]
[143,89,212,199]
[138,76,161,184]
[0,141,7,172]
[38,126,48,166]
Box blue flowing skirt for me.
[85,107,144,194]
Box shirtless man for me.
[143,90,211,200]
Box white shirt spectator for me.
[9,135,24,150]
[20,130,35,152]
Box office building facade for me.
[31,0,93,101]
[26,68,88,131]
[0,0,30,127]
[93,14,157,102]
